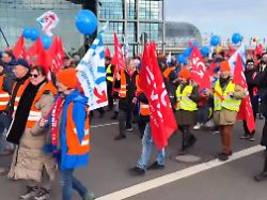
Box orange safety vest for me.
[163,67,175,80]
[135,74,151,116]
[0,76,10,110]
[13,79,30,114]
[119,69,127,98]
[26,82,57,129]
[66,103,90,155]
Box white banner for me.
[76,33,108,110]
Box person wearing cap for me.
[0,58,31,175]
[55,68,95,200]
[213,61,246,161]
[175,68,200,154]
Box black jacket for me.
[114,70,138,111]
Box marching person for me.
[0,59,30,175]
[0,50,17,94]
[105,55,115,111]
[114,59,138,140]
[240,59,257,141]
[0,63,11,157]
[135,73,150,138]
[7,65,57,200]
[175,68,200,154]
[55,68,95,200]
[130,91,165,175]
[213,61,246,161]
[254,57,267,181]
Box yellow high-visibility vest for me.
[176,85,197,111]
[214,80,241,112]
[106,64,113,82]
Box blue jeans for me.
[137,123,165,169]
[61,169,88,200]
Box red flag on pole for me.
[13,35,27,59]
[139,43,177,149]
[105,47,111,58]
[27,38,43,65]
[233,55,255,133]
[47,36,65,74]
[189,47,208,90]
[113,33,125,73]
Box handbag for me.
[0,111,12,136]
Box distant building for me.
[165,22,202,54]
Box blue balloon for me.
[23,27,32,39]
[75,9,97,35]
[41,35,52,49]
[30,28,40,41]
[210,35,221,46]
[232,33,242,44]
[201,46,210,57]
[177,54,187,64]
[183,47,192,57]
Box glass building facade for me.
[98,0,165,55]
[0,0,82,50]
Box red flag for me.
[254,44,264,57]
[233,55,255,133]
[13,36,27,59]
[189,47,208,90]
[113,33,125,73]
[105,47,111,58]
[47,36,65,73]
[27,38,43,65]
[139,43,177,149]
[227,44,236,57]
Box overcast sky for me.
[166,0,267,40]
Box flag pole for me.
[0,27,10,47]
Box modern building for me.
[165,22,202,54]
[97,0,165,55]
[0,0,202,55]
[0,0,82,50]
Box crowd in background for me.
[0,45,266,200]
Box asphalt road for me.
[0,111,266,200]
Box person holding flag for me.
[212,61,246,161]
[130,43,176,175]
[175,68,200,154]
[240,59,258,141]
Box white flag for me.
[37,11,59,36]
[76,33,108,110]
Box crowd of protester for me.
[0,45,266,200]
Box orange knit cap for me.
[179,68,191,80]
[220,61,230,72]
[56,68,79,89]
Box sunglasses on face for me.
[30,73,39,78]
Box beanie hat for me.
[16,58,30,69]
[56,68,79,89]
[220,61,230,72]
[179,68,191,80]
